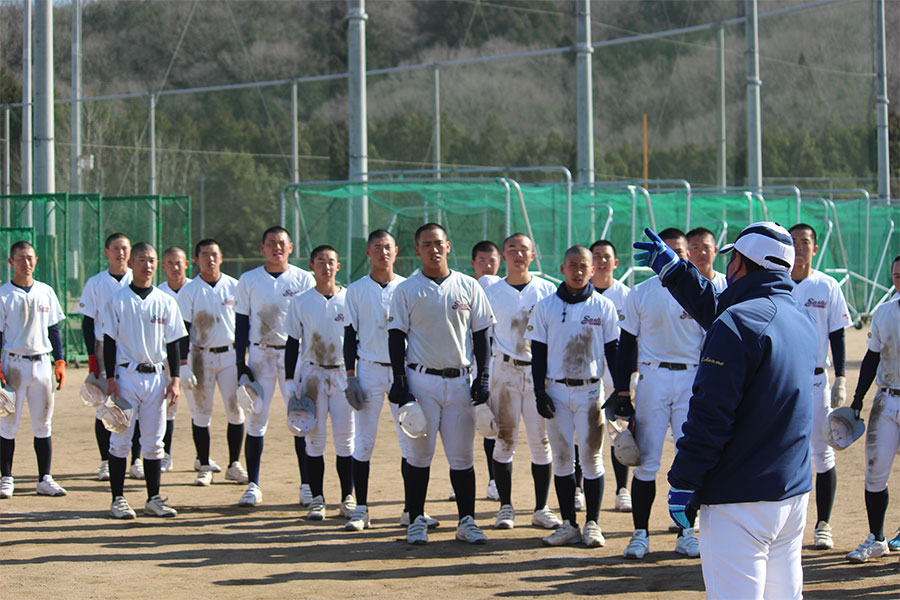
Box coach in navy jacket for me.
[635,222,816,600]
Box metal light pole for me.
[874,0,890,201]
[745,0,762,191]
[347,0,369,277]
[575,0,594,187]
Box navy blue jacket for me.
[663,261,816,505]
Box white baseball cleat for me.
[144,495,177,518]
[814,521,834,550]
[407,515,428,545]
[194,468,213,486]
[345,505,370,531]
[36,475,67,496]
[542,521,581,546]
[129,459,145,480]
[675,528,700,557]
[615,487,632,512]
[574,487,585,511]
[299,483,313,506]
[160,453,173,473]
[110,495,136,519]
[495,504,515,529]
[307,495,326,520]
[486,479,500,501]
[339,495,357,519]
[847,533,889,563]
[399,511,440,529]
[624,529,650,559]
[238,482,262,507]
[455,515,487,544]
[0,475,14,499]
[97,460,110,481]
[582,520,605,547]
[194,457,221,473]
[225,461,249,484]
[531,506,562,529]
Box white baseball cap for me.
[719,221,795,272]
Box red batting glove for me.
[54,360,66,390]
[88,355,99,377]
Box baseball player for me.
[158,246,192,474]
[0,241,67,499]
[177,239,248,487]
[484,233,560,530]
[343,230,440,531]
[389,223,495,545]
[525,245,619,547]
[845,254,900,563]
[615,227,726,559]
[589,239,631,512]
[788,223,852,550]
[284,245,355,521]
[234,226,314,507]
[102,242,187,519]
[472,240,501,501]
[78,233,144,481]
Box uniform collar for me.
[556,282,594,304]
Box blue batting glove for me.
[668,487,694,530]
[634,228,680,279]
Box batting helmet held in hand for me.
[98,394,133,433]
[236,374,264,415]
[474,402,497,437]
[611,419,641,466]
[0,384,15,417]
[398,398,427,439]
[825,406,865,450]
[287,393,316,435]
[80,372,108,407]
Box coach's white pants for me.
[699,493,808,600]
[109,365,167,460]
[187,347,243,428]
[810,371,835,473]
[633,363,696,481]
[491,357,551,465]
[406,369,474,471]
[545,380,605,479]
[0,354,54,439]
[864,389,900,492]
[353,359,404,462]
[301,362,354,457]
[245,344,300,437]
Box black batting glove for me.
[615,394,635,421]
[470,373,490,405]
[536,390,555,419]
[850,393,864,419]
[389,376,409,406]
[236,362,255,382]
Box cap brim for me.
[719,242,736,254]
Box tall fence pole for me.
[347,0,369,277]
[717,22,727,190]
[70,0,83,279]
[575,0,594,191]
[745,0,762,191]
[291,80,301,258]
[21,0,33,228]
[874,0,890,201]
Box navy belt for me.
[502,354,531,367]
[880,387,900,397]
[553,377,599,387]
[198,345,230,354]
[659,362,688,371]
[8,352,45,361]
[409,364,470,378]
[253,342,286,350]
[120,362,162,374]
[308,361,341,370]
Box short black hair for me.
[789,223,818,245]
[105,232,130,248]
[9,240,34,258]
[162,246,186,260]
[686,227,716,243]
[131,241,156,257]
[563,245,591,261]
[502,232,532,250]
[658,228,687,243]
[367,229,394,246]
[892,254,900,268]
[414,222,448,243]
[261,226,291,245]
[737,251,763,273]
[194,238,222,257]
[589,239,617,257]
[310,244,338,262]
[471,240,500,260]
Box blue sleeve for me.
[829,328,846,377]
[661,260,722,331]
[530,341,548,393]
[343,325,359,370]
[179,322,191,359]
[48,323,64,361]
[853,349,880,401]
[285,336,300,380]
[472,327,490,378]
[615,331,637,393]
[234,313,250,364]
[82,316,96,355]
[167,341,180,376]
[388,329,407,381]
[103,334,118,378]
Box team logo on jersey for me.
[388,316,394,322]
[36,304,51,313]
[222,298,236,307]
[805,298,827,309]
[335,313,345,322]
[526,325,533,331]
[149,315,168,325]
[452,300,471,311]
[79,302,85,307]
[283,289,300,298]
[701,356,724,367]
[581,315,602,326]
[679,310,694,320]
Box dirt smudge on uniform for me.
[256,304,281,342]
[192,310,216,346]
[511,312,530,356]
[191,351,206,397]
[563,331,592,374]
[497,386,516,445]
[586,396,605,456]
[309,332,338,365]
[866,394,885,466]
[547,414,573,468]
[5,366,21,389]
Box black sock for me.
[336,455,353,499]
[163,419,175,454]
[294,436,308,482]
[245,434,264,485]
[554,473,577,526]
[450,467,476,519]
[483,438,495,480]
[131,421,141,463]
[306,454,325,498]
[631,478,656,531]
[493,459,513,505]
[532,462,552,511]
[95,419,110,460]
[109,455,127,499]
[34,436,51,479]
[227,423,244,465]
[353,459,370,506]
[192,424,210,466]
[865,488,889,541]
[583,475,603,523]
[573,446,583,489]
[144,458,161,499]
[401,458,410,513]
[816,468,837,524]
[0,436,14,476]
[610,443,629,490]
[406,465,430,521]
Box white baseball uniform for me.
[345,274,407,462]
[286,287,354,457]
[598,280,630,397]
[478,274,501,289]
[525,289,619,479]
[102,286,187,460]
[158,279,191,420]
[389,271,495,470]
[178,275,242,428]
[79,268,133,390]
[792,270,852,473]
[235,265,314,437]
[0,281,65,439]
[621,273,727,482]
[159,279,191,297]
[484,276,556,465]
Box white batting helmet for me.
[98,395,133,433]
[398,400,427,439]
[80,373,108,407]
[825,407,865,450]
[474,403,497,438]
[287,394,317,435]
[0,385,15,417]
[613,428,641,467]
[236,375,264,415]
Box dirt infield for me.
[1,328,898,599]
